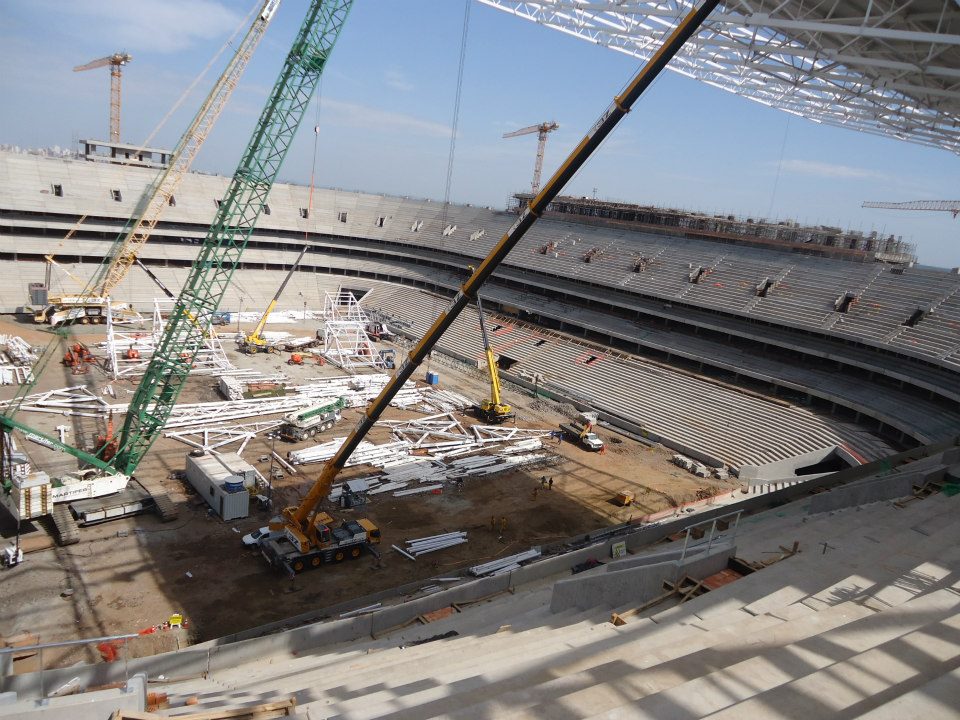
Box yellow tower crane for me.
[74,52,132,143]
[502,121,559,194]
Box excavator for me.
[473,296,514,424]
[238,245,309,354]
[258,0,719,574]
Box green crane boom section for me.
[286,0,721,531]
[112,0,353,476]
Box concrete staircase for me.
[144,491,960,720]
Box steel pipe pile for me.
[469,548,541,577]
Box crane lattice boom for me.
[503,121,559,194]
[863,200,960,218]
[86,1,280,302]
[113,0,353,476]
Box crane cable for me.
[441,0,471,228]
[431,0,471,375]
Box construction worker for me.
[548,477,554,491]
[540,476,547,488]
[490,515,496,531]
[532,486,539,500]
[500,516,507,534]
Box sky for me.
[1,0,958,266]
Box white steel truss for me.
[104,298,233,379]
[163,419,283,455]
[478,0,960,155]
[322,322,385,370]
[320,290,385,370]
[323,290,369,322]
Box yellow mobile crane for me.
[239,245,308,354]
[258,0,720,575]
[473,295,514,423]
[36,0,282,327]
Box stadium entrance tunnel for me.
[738,445,861,487]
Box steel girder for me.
[478,0,960,155]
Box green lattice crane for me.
[112,0,353,475]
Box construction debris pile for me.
[0,335,38,385]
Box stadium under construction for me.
[0,1,958,718]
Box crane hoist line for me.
[260,0,722,574]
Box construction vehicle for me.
[279,398,346,442]
[560,411,605,452]
[0,0,351,544]
[287,352,305,366]
[239,245,309,354]
[258,0,716,574]
[260,514,381,574]
[34,0,281,328]
[365,322,394,341]
[472,296,514,424]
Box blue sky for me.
[1,0,957,266]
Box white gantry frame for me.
[478,0,960,155]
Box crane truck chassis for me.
[260,513,381,574]
[279,398,346,441]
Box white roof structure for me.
[478,0,960,155]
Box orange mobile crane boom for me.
[260,0,721,574]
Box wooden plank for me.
[168,698,297,720]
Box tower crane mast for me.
[503,121,559,194]
[74,52,132,143]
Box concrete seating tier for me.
[134,488,960,719]
[366,284,890,468]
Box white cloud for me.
[322,99,450,138]
[780,159,889,181]
[384,68,414,92]
[36,0,244,54]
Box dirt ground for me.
[0,316,738,669]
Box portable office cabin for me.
[184,451,256,521]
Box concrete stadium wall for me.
[550,542,734,612]
[0,674,145,720]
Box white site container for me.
[184,451,256,521]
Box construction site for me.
[0,0,959,718]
